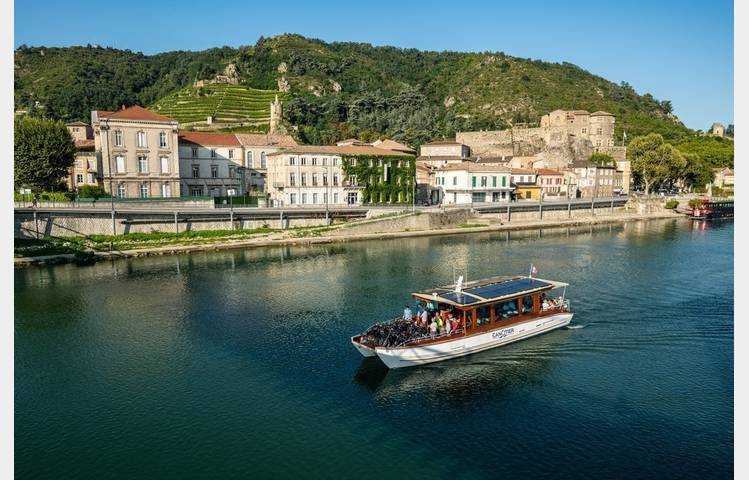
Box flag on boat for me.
[530,264,538,277]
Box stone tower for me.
[270,95,283,134]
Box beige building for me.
[710,122,725,137]
[236,133,298,192]
[713,167,734,191]
[417,140,471,167]
[266,145,413,207]
[93,106,181,198]
[539,109,616,147]
[570,161,619,198]
[178,132,244,197]
[65,122,98,191]
[535,169,566,198]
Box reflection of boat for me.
[351,274,572,369]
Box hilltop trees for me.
[14,116,76,191]
[588,152,616,167]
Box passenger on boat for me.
[444,316,452,335]
[420,308,429,327]
[435,315,443,334]
[403,305,413,321]
[429,318,438,336]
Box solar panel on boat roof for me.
[440,292,481,305]
[465,278,550,300]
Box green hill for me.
[152,84,289,125]
[14,34,700,147]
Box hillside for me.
[152,84,289,126]
[15,35,694,147]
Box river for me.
[15,218,733,479]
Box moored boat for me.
[352,273,572,369]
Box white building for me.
[236,133,298,192]
[178,132,244,197]
[433,162,513,205]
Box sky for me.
[13,0,733,130]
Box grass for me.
[459,223,489,228]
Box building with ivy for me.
[266,145,415,207]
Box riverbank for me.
[14,210,685,267]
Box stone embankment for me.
[15,203,684,267]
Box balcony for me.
[272,181,285,189]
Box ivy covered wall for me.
[341,154,416,204]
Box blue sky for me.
[14,0,733,130]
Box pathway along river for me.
[15,218,733,479]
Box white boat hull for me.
[374,313,573,369]
[351,336,378,357]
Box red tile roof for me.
[437,162,510,172]
[179,131,240,146]
[423,140,461,146]
[535,168,564,176]
[266,145,412,157]
[97,105,176,123]
[74,139,95,150]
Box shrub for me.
[77,185,109,199]
[688,198,704,209]
[664,200,678,209]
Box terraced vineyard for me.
[151,84,289,125]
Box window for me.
[323,193,328,204]
[301,173,307,186]
[581,128,587,134]
[160,156,169,173]
[522,295,533,314]
[87,173,95,183]
[136,131,146,148]
[289,193,297,204]
[472,192,486,203]
[301,156,307,166]
[161,183,171,197]
[190,187,203,197]
[229,166,236,178]
[312,174,318,186]
[312,157,317,166]
[115,155,126,173]
[138,155,148,173]
[261,152,266,169]
[192,147,198,158]
[301,193,307,204]
[312,193,319,204]
[322,157,328,166]
[211,165,218,178]
[192,165,200,178]
[494,300,518,320]
[74,159,82,168]
[247,151,254,167]
[481,176,487,187]
[476,306,491,327]
[596,140,602,147]
[333,174,339,186]
[596,127,602,135]
[333,158,339,166]
[289,156,295,166]
[76,174,84,184]
[472,176,477,187]
[117,183,126,198]
[211,149,217,158]
[159,132,167,148]
[333,193,339,204]
[228,149,234,159]
[289,172,296,186]
[348,175,356,186]
[492,176,497,187]
[502,176,506,187]
[453,176,457,186]
[140,182,149,198]
[114,130,123,146]
[323,173,328,186]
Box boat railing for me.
[396,328,465,347]
[541,298,571,313]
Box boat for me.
[351,273,573,369]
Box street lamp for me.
[101,119,116,236]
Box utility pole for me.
[102,119,116,236]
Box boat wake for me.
[566,324,586,330]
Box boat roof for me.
[412,275,567,307]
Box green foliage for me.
[341,154,416,204]
[628,133,686,194]
[688,198,704,209]
[14,116,76,191]
[15,35,694,147]
[664,200,679,209]
[588,152,615,167]
[76,185,109,199]
[675,136,734,168]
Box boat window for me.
[494,300,518,320]
[522,295,533,314]
[465,310,473,330]
[476,306,491,327]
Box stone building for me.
[65,122,98,191]
[235,133,298,192]
[433,162,513,205]
[570,161,620,198]
[92,106,181,198]
[266,145,413,207]
[710,122,725,137]
[178,131,244,197]
[417,140,471,166]
[270,95,283,134]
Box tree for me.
[588,152,616,167]
[628,133,686,194]
[14,116,76,191]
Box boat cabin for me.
[410,275,569,343]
